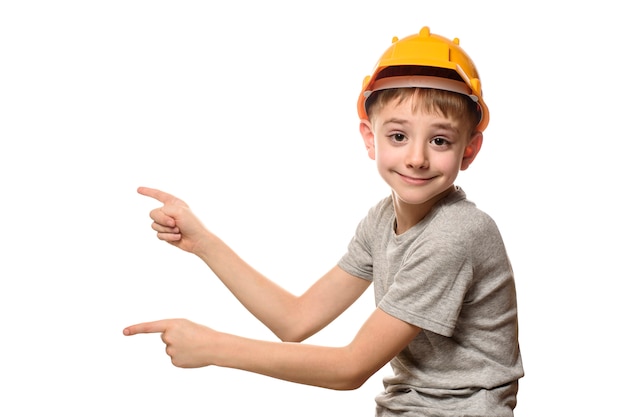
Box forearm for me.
[194,232,301,340]
[212,332,369,391]
[208,308,419,391]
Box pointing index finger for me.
[123,319,171,336]
[137,186,178,204]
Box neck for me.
[392,185,455,235]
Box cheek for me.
[373,145,397,167]
[435,153,464,173]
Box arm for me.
[137,186,370,342]
[123,307,421,390]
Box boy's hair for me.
[365,88,482,134]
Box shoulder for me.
[431,189,504,246]
[360,195,394,229]
[370,195,394,217]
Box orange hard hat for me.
[357,26,489,132]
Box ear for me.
[460,132,483,170]
[359,119,376,160]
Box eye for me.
[390,133,407,143]
[431,137,450,147]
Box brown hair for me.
[365,88,481,133]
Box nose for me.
[405,142,428,169]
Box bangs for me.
[365,88,481,132]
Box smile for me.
[396,172,435,185]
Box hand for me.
[137,186,209,255]
[123,318,217,368]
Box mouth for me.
[396,172,435,185]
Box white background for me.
[1,1,624,415]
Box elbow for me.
[333,377,368,391]
[330,369,371,391]
[274,325,318,343]
[328,356,376,391]
[275,330,309,343]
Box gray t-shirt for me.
[338,187,524,417]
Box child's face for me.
[360,96,482,208]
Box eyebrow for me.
[430,122,460,134]
[381,118,410,127]
[382,118,460,134]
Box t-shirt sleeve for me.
[337,200,387,282]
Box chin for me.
[393,186,454,207]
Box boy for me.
[124,26,524,416]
